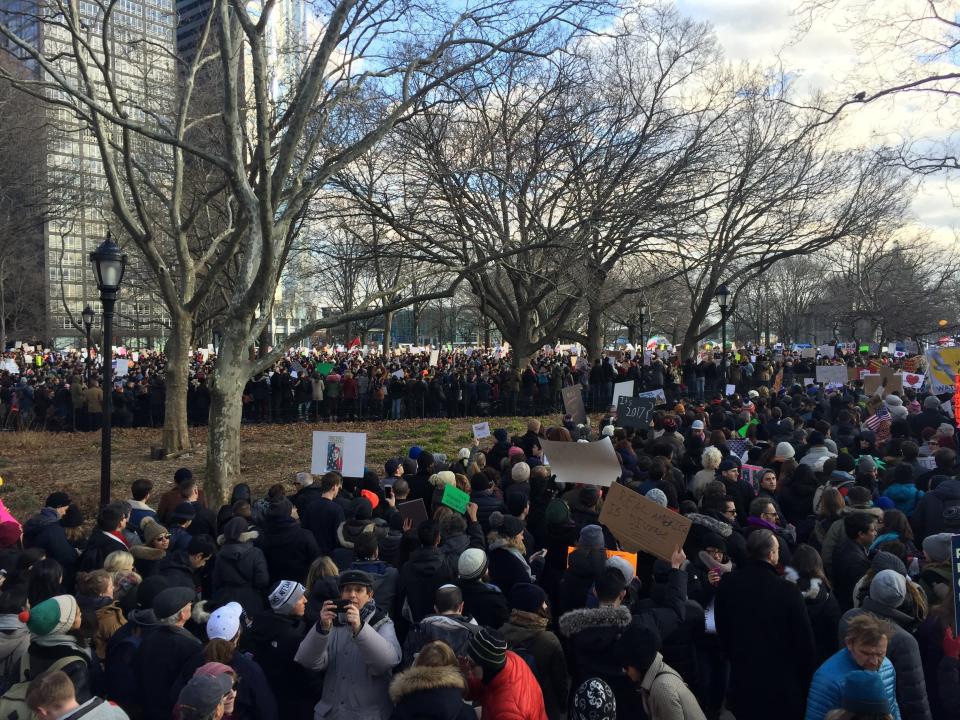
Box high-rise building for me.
[1,0,176,348]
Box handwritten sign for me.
[599,482,691,562]
[612,380,634,408]
[636,388,666,404]
[562,385,587,424]
[441,483,470,514]
[317,362,334,376]
[429,349,439,367]
[472,421,491,440]
[616,396,655,429]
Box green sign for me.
[317,362,334,375]
[440,483,470,514]
[858,344,870,353]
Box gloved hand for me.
[943,626,960,660]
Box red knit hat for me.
[0,522,21,549]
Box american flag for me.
[864,403,891,432]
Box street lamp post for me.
[715,283,730,386]
[81,305,94,383]
[638,300,649,390]
[89,233,127,507]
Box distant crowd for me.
[0,372,956,718]
[0,342,932,432]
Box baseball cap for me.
[176,674,233,720]
[206,601,243,641]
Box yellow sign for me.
[925,347,960,394]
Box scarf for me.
[31,633,92,659]
[0,615,25,632]
[108,530,130,548]
[359,600,378,626]
[508,609,549,630]
[698,551,733,574]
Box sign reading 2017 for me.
[617,396,655,428]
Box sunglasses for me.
[155,535,170,541]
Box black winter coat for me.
[714,561,817,720]
[257,516,319,586]
[303,496,345,556]
[457,578,509,629]
[78,529,128,572]
[156,551,198,592]
[831,537,871,613]
[910,478,960,542]
[398,547,453,622]
[245,611,316,718]
[291,485,326,519]
[22,509,77,576]
[487,541,533,598]
[470,490,506,533]
[211,542,270,612]
[133,624,202,720]
[558,548,607,614]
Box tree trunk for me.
[383,310,394,355]
[413,304,421,344]
[161,314,193,453]
[680,299,712,360]
[206,330,246,505]
[626,323,637,346]
[586,302,604,360]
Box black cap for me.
[45,492,71,509]
[498,515,525,538]
[152,586,196,619]
[60,504,83,528]
[337,569,374,590]
[172,502,196,521]
[174,467,193,485]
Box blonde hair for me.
[701,446,723,471]
[306,556,339,593]
[104,550,134,573]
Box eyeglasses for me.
[761,511,778,520]
[156,535,170,541]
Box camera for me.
[332,599,352,625]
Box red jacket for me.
[468,652,548,720]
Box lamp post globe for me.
[89,232,126,507]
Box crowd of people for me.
[0,342,931,431]
[0,369,956,719]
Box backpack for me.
[0,654,83,720]
[941,496,960,530]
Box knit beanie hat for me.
[923,533,953,563]
[857,456,876,473]
[497,515,524,539]
[511,462,531,484]
[509,583,547,614]
[606,555,636,585]
[775,442,795,460]
[493,429,509,442]
[571,678,617,720]
[468,627,507,671]
[0,522,21,549]
[61,504,83,529]
[458,548,488,581]
[841,670,891,715]
[222,516,249,543]
[142,517,169,545]
[616,624,661,674]
[923,395,941,410]
[429,471,456,488]
[544,499,571,526]
[870,551,907,577]
[578,524,605,550]
[869,569,907,608]
[508,446,525,459]
[645,488,668,508]
[268,580,305,615]
[24,595,79,636]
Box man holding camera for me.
[294,569,401,720]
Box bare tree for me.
[1,0,605,499]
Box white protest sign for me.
[540,436,622,487]
[132,352,140,362]
[725,384,736,396]
[392,369,404,379]
[429,349,439,367]
[637,388,666,403]
[22,354,32,366]
[113,359,128,378]
[472,422,491,440]
[801,348,816,359]
[612,380,634,408]
[819,345,835,358]
[311,431,367,477]
[803,378,815,386]
[815,365,848,386]
[2,359,19,374]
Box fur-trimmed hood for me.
[686,512,733,538]
[216,529,259,546]
[129,544,167,561]
[389,665,466,703]
[558,604,631,637]
[336,519,378,548]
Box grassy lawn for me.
[0,414,564,519]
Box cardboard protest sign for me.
[562,385,587,424]
[885,374,903,394]
[311,431,366,477]
[616,396,655,429]
[398,499,428,528]
[862,374,883,396]
[317,362,334,375]
[540,436,622,487]
[441,483,470,514]
[816,365,848,385]
[926,347,960,394]
[472,421,491,440]
[599,482,691,562]
[429,349,439,367]
[612,380,634,408]
[566,547,638,571]
[636,388,666,404]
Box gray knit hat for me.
[869,569,906,609]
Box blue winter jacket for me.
[883,483,924,517]
[805,649,901,720]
